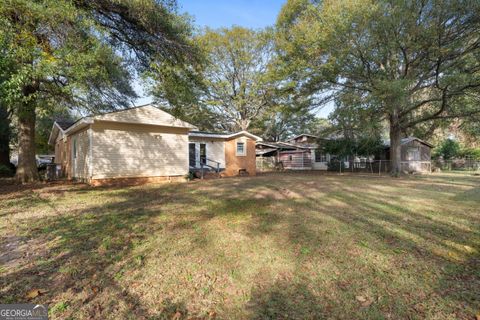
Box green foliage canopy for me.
[276,0,480,172]
[0,0,197,182]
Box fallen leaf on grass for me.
[355,295,373,307]
[172,311,182,320]
[25,289,48,299]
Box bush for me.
[460,147,480,160]
[327,160,347,171]
[0,164,14,177]
[433,139,461,160]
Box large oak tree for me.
[276,0,480,174]
[0,0,197,182]
[153,26,278,132]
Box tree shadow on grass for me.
[0,184,217,319]
[246,279,327,320]
[1,174,479,319]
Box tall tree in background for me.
[0,28,15,169]
[0,0,197,183]
[254,107,328,142]
[277,0,480,174]
[153,26,277,132]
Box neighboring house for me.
[48,105,261,185]
[256,134,433,173]
[257,135,333,170]
[188,131,262,177]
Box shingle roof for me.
[257,141,298,150]
[189,130,231,136]
[383,137,434,148]
[56,121,75,130]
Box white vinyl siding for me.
[70,129,90,180]
[188,138,226,169]
[90,121,189,179]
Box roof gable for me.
[93,105,196,129]
[383,137,434,148]
[287,133,318,142]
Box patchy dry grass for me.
[0,172,479,319]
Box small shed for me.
[380,137,434,172]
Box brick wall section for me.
[89,175,186,187]
[224,137,256,176]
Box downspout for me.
[88,127,93,182]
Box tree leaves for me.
[25,288,48,299]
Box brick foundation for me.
[89,175,186,187]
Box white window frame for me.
[236,141,246,156]
[315,150,327,163]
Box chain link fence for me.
[432,159,480,172]
[257,158,436,175]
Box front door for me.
[199,143,206,165]
[189,143,196,167]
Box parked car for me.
[9,154,54,169]
[36,155,55,170]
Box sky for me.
[136,0,334,118]
[180,0,284,29]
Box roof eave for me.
[64,118,94,135]
[48,122,65,146]
[228,131,263,141]
[189,130,263,141]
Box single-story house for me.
[256,133,433,173]
[48,104,261,185]
[188,131,262,177]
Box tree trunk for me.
[389,113,402,176]
[238,118,250,131]
[0,104,11,168]
[16,101,39,183]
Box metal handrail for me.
[199,158,221,179]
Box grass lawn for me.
[0,172,479,319]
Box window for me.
[189,143,196,167]
[236,141,246,156]
[288,155,293,161]
[315,150,327,162]
[407,147,420,161]
[200,143,207,164]
[73,139,77,159]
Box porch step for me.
[193,171,221,179]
